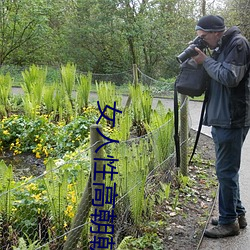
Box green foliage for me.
[0,73,12,116]
[158,182,171,203]
[172,190,180,210]
[0,161,14,222]
[0,109,97,157]
[52,82,67,121]
[76,72,92,110]
[178,172,192,189]
[0,0,52,65]
[1,143,90,247]
[110,138,152,226]
[13,235,45,250]
[0,0,227,77]
[145,100,174,164]
[117,233,163,250]
[61,63,76,101]
[21,65,47,118]
[112,109,132,141]
[43,159,68,230]
[96,81,122,126]
[43,85,56,113]
[55,115,95,153]
[129,83,153,125]
[0,68,180,247]
[12,177,48,240]
[127,143,149,225]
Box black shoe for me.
[204,222,240,238]
[211,214,247,229]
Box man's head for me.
[195,15,225,49]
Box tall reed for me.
[21,65,47,118]
[110,138,152,226]
[145,100,174,164]
[52,82,73,122]
[43,84,55,114]
[61,63,76,103]
[43,159,68,232]
[76,72,92,112]
[129,83,152,127]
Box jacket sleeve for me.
[203,37,250,87]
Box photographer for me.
[192,15,250,238]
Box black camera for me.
[176,36,208,63]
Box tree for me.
[0,0,230,79]
[64,0,130,73]
[0,0,48,65]
[66,0,200,78]
[220,0,250,39]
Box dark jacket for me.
[203,26,250,128]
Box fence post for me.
[180,94,188,176]
[133,64,138,86]
[63,124,104,250]
[62,174,92,250]
[90,124,104,249]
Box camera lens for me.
[176,45,198,63]
[176,37,208,63]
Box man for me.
[192,15,250,238]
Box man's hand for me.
[192,47,207,64]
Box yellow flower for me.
[14,149,22,155]
[26,183,37,191]
[32,193,42,201]
[43,147,49,157]
[65,205,74,218]
[3,130,9,135]
[36,152,41,159]
[71,195,76,204]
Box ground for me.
[117,130,217,250]
[160,131,217,250]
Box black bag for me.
[175,58,209,97]
[174,58,209,168]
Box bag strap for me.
[188,91,208,164]
[174,80,180,168]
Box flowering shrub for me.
[0,105,99,158]
[1,144,91,246]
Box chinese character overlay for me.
[90,101,122,249]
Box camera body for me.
[176,36,208,63]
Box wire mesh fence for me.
[0,65,190,249]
